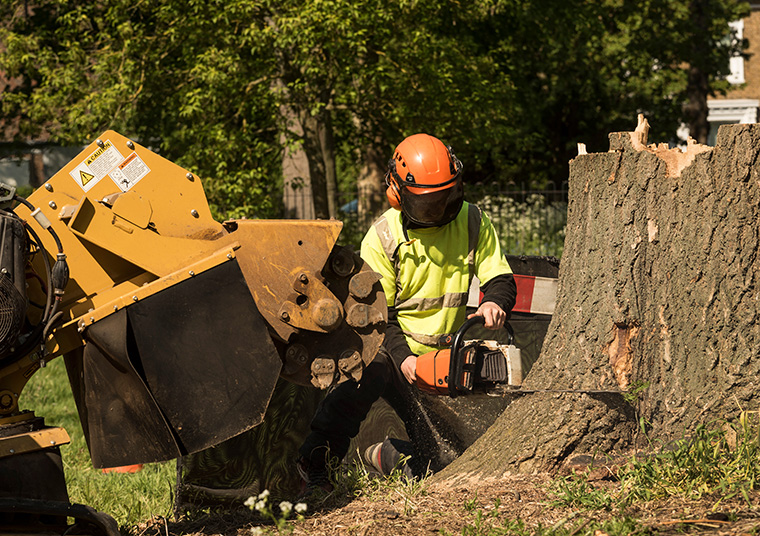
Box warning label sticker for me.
[69,140,124,192]
[110,152,150,192]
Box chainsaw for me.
[415,316,522,397]
[415,316,624,398]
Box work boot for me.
[364,442,384,474]
[296,456,334,499]
[363,437,415,480]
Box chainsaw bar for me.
[485,386,625,397]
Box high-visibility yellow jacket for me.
[360,202,512,356]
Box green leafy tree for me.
[0,0,750,216]
[466,0,749,189]
[0,0,283,219]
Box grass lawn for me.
[20,357,176,530]
[17,357,760,535]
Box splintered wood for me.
[609,113,712,177]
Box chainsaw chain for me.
[487,386,625,397]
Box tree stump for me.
[441,121,760,481]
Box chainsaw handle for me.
[448,316,486,397]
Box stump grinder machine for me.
[0,132,387,535]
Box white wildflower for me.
[244,496,256,508]
[279,501,293,515]
[258,489,270,500]
[295,502,307,514]
[250,528,264,535]
[255,500,266,512]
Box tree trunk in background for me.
[29,150,46,188]
[439,122,760,483]
[318,112,338,220]
[357,142,387,229]
[278,82,338,220]
[301,114,329,220]
[281,113,315,220]
[683,0,710,145]
[299,109,340,220]
[685,64,710,145]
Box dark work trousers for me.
[298,347,450,477]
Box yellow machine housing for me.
[0,132,386,533]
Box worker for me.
[297,133,516,494]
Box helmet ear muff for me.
[386,177,401,210]
[385,158,403,210]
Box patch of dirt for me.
[137,473,760,536]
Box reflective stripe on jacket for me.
[360,202,511,355]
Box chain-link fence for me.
[332,185,568,258]
[468,186,568,258]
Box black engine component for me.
[477,348,508,383]
[0,212,28,357]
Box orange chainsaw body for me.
[415,335,523,397]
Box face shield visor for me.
[399,179,464,227]
[386,153,464,227]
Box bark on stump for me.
[441,122,760,482]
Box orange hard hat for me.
[385,134,464,227]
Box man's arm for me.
[468,273,516,329]
[359,225,418,382]
[385,309,414,366]
[480,273,517,313]
[385,308,418,383]
[469,207,517,330]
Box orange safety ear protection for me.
[385,152,407,210]
[385,169,402,210]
